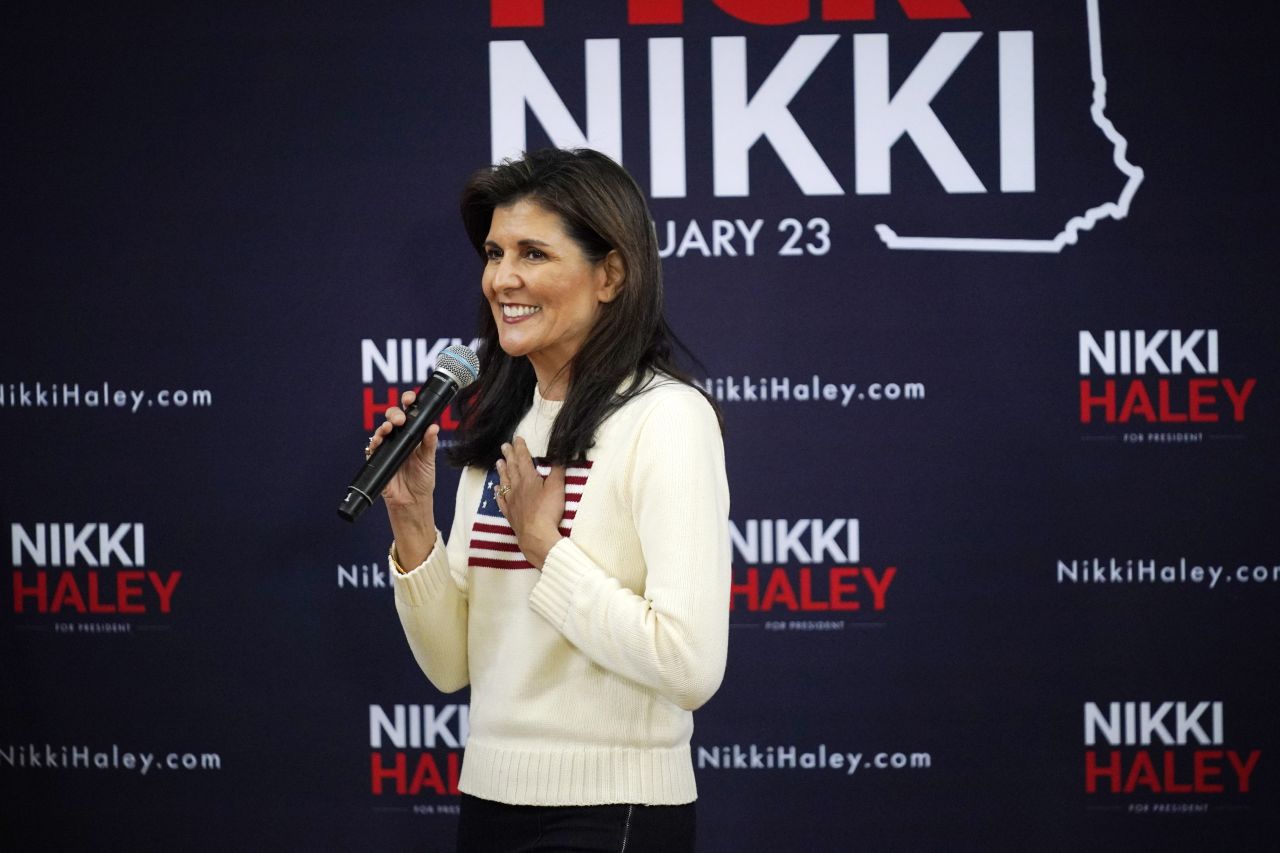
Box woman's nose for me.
[491,256,520,290]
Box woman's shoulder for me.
[613,373,719,432]
[625,371,710,405]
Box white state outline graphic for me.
[875,0,1143,253]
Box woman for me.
[368,148,730,852]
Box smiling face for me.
[482,198,621,397]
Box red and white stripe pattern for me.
[468,459,593,570]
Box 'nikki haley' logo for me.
[370,703,468,797]
[359,337,481,431]
[1082,701,1261,798]
[729,518,895,628]
[9,522,181,623]
[469,461,594,570]
[1077,330,1257,434]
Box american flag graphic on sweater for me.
[468,459,594,570]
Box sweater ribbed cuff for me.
[389,534,450,607]
[527,537,593,628]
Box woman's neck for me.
[530,356,571,401]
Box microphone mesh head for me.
[435,344,480,388]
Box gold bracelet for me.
[388,542,409,576]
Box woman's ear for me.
[597,250,625,304]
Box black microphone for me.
[338,344,479,522]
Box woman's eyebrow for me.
[485,238,553,247]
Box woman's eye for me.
[524,248,545,260]
[484,248,501,261]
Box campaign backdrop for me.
[4,2,1278,850]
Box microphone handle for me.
[337,370,457,522]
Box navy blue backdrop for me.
[4,2,1278,850]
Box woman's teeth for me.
[503,305,541,318]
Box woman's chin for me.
[496,336,532,359]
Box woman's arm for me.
[370,392,472,694]
[391,471,475,693]
[528,389,731,710]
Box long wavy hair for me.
[449,148,717,468]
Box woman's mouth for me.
[502,304,541,320]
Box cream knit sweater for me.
[392,377,730,806]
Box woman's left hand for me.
[494,437,566,569]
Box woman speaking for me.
[367,148,730,852]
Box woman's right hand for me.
[368,389,440,514]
